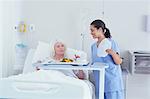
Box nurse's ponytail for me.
[104,28,111,38]
[90,19,111,38]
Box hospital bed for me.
[0,49,108,99]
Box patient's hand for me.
[76,70,85,80]
[36,67,40,71]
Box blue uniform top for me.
[91,38,124,92]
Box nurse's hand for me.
[106,49,122,65]
[106,49,115,55]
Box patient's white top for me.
[97,38,111,57]
[42,57,78,78]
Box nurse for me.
[90,19,124,99]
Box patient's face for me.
[54,42,65,56]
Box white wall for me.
[148,0,150,45]
[1,0,103,76]
[104,0,150,51]
[102,1,150,99]
[19,0,104,49]
[1,1,25,76]
[126,74,150,99]
[0,1,3,78]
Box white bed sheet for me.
[0,69,94,99]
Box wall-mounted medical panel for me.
[128,51,150,74]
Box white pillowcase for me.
[32,41,50,64]
[23,49,36,74]
[97,38,111,57]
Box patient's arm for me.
[75,70,85,80]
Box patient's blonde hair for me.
[49,39,67,58]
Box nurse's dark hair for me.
[90,19,111,38]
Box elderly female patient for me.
[50,40,85,79]
[36,40,85,79]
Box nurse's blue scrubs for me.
[91,39,124,99]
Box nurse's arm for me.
[106,49,122,65]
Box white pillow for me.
[32,41,50,64]
[97,38,111,57]
[23,49,36,74]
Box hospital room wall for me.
[102,1,150,99]
[0,2,3,78]
[19,0,103,49]
[1,0,104,76]
[20,0,108,67]
[102,0,150,68]
[1,0,25,77]
[104,1,150,51]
